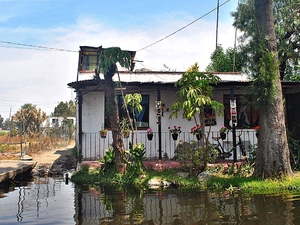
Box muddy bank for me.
[31,144,77,177]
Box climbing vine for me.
[252,49,278,108]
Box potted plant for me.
[146,127,153,141]
[100,128,108,138]
[120,118,131,138]
[219,126,227,140]
[168,125,181,140]
[190,125,202,141]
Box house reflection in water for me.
[73,186,300,225]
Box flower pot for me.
[123,131,130,138]
[100,131,107,139]
[220,132,226,140]
[196,133,202,141]
[147,133,153,141]
[172,133,178,141]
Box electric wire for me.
[0,40,78,53]
[137,0,231,52]
[0,0,231,54]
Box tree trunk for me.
[253,0,293,178]
[103,70,126,174]
[200,110,207,171]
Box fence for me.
[81,130,258,161]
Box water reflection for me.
[1,177,300,225]
[0,176,75,225]
[74,186,300,225]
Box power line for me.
[138,0,231,52]
[0,40,78,53]
[0,1,231,55]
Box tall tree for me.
[233,0,300,80]
[52,100,76,118]
[0,115,3,129]
[252,0,293,178]
[13,103,47,137]
[206,44,243,72]
[94,47,135,174]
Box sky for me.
[0,0,239,120]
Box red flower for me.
[169,125,181,134]
[254,126,260,131]
[190,125,202,135]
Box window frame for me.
[104,94,150,129]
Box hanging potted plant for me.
[120,118,131,138]
[169,125,181,141]
[100,128,108,138]
[146,127,153,141]
[190,125,202,141]
[219,126,227,140]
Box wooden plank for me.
[0,160,37,183]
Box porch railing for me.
[81,130,258,161]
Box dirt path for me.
[31,143,77,176]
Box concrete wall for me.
[82,92,104,133]
[78,87,257,160]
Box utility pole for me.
[216,0,220,49]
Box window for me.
[52,118,58,124]
[79,51,98,72]
[78,46,103,72]
[105,95,150,128]
[223,95,259,128]
[204,106,216,126]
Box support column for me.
[78,93,83,164]
[231,88,237,163]
[157,88,162,161]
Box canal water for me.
[1,176,300,225]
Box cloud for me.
[0,13,236,119]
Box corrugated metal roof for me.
[68,70,300,91]
[75,70,249,83]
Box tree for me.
[0,115,3,129]
[170,63,224,175]
[252,0,293,178]
[206,44,243,72]
[232,0,300,80]
[123,93,143,144]
[94,47,135,174]
[13,103,47,137]
[52,100,76,118]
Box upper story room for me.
[76,45,250,84]
[77,46,136,81]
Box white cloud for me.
[0,14,236,119]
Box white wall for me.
[79,88,241,137]
[82,92,104,133]
[79,87,257,160]
[148,89,226,134]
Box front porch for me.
[79,130,258,162]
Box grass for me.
[71,165,101,184]
[71,166,206,189]
[206,172,300,194]
[137,169,205,189]
[71,164,300,194]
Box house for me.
[68,46,300,162]
[40,116,76,129]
